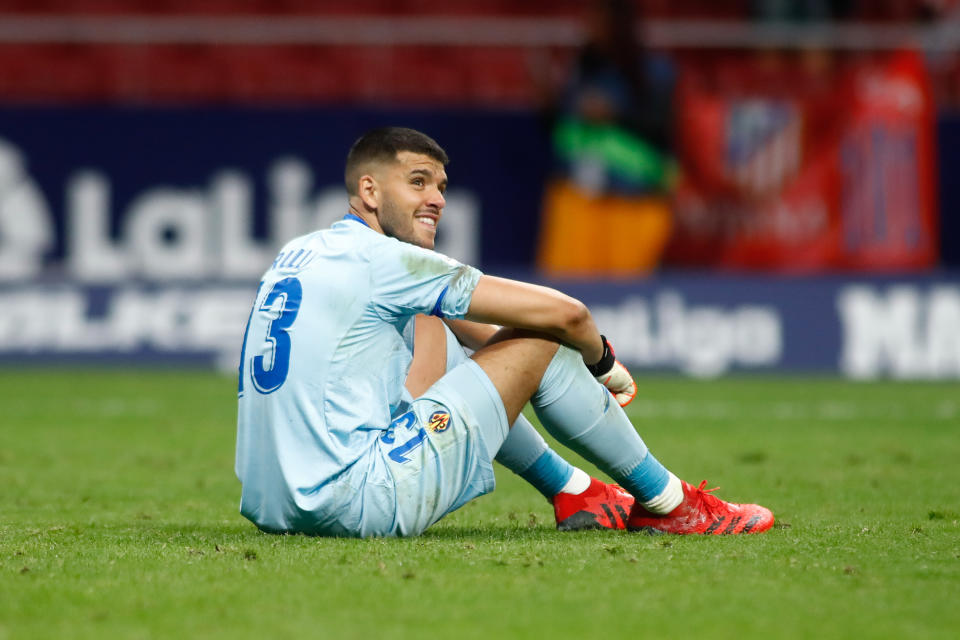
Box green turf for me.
[1,370,958,639]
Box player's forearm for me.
[465,275,605,364]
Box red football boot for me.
[627,480,774,535]
[554,477,635,531]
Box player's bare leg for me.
[405,315,449,398]
[467,328,560,427]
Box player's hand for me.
[585,336,637,407]
[595,358,636,407]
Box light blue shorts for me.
[357,358,510,537]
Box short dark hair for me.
[344,127,449,195]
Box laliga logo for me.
[591,292,783,377]
[0,137,480,283]
[0,138,55,280]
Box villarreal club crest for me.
[427,410,451,433]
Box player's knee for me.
[532,343,595,407]
[553,343,583,367]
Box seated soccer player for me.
[235,127,773,537]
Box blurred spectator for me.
[536,0,676,277]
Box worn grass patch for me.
[1,371,958,639]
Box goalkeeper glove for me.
[585,335,636,407]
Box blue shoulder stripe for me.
[430,285,450,318]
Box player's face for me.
[377,152,447,250]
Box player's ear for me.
[358,174,379,210]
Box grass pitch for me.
[1,370,958,639]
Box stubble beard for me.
[380,197,432,250]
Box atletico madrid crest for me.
[427,410,451,433]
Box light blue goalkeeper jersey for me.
[235,215,482,533]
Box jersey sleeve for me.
[369,239,482,321]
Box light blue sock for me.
[495,417,573,499]
[621,453,670,501]
[531,346,670,502]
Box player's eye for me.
[411,177,424,187]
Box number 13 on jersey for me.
[238,277,303,396]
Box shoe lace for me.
[692,480,726,517]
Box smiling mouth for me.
[415,215,437,229]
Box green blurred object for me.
[553,117,671,191]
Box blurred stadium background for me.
[1,0,959,380]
